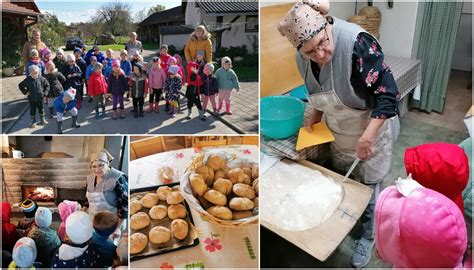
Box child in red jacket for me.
[2,202,19,253]
[88,62,108,119]
[186,62,206,121]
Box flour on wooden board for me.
[261,160,344,231]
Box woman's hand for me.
[305,109,323,132]
[356,118,386,160]
[356,136,375,160]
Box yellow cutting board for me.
[296,122,335,151]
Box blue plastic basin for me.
[260,96,306,139]
[290,85,309,101]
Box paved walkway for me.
[2,49,258,134]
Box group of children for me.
[1,199,127,269]
[19,43,240,133]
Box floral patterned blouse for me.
[311,32,400,119]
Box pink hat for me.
[278,0,330,49]
[375,179,467,268]
[112,59,120,68]
[58,200,79,222]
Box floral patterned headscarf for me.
[278,0,331,50]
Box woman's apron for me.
[86,177,117,218]
[305,61,399,185]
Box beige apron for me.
[308,62,399,184]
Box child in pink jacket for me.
[147,57,167,113]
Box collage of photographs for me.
[0,0,472,269]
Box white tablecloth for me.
[130,145,259,268]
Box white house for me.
[159,0,259,54]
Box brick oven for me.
[2,158,90,208]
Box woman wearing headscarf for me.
[184,25,213,63]
[278,1,400,267]
[84,149,128,239]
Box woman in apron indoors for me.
[85,149,128,240]
[278,1,400,267]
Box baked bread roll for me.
[253,197,259,208]
[156,186,173,201]
[251,164,259,180]
[213,178,233,195]
[206,155,226,171]
[168,204,187,219]
[195,166,214,186]
[130,199,142,215]
[130,212,151,230]
[157,167,174,182]
[207,206,232,220]
[197,195,214,210]
[229,197,254,211]
[141,193,159,208]
[214,170,228,181]
[233,183,256,199]
[242,167,252,178]
[171,219,189,240]
[190,173,207,196]
[166,191,184,205]
[130,232,148,254]
[242,174,252,185]
[204,190,227,206]
[149,205,167,220]
[228,168,246,184]
[232,210,253,220]
[252,178,259,195]
[149,226,171,244]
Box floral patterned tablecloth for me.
[129,145,259,269]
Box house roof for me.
[160,25,194,36]
[196,0,258,15]
[138,6,184,26]
[2,1,41,17]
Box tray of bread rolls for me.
[180,151,259,228]
[129,182,199,261]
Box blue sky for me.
[36,0,181,25]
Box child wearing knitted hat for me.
[90,211,119,267]
[57,200,81,241]
[164,65,182,118]
[43,61,66,119]
[129,63,149,118]
[9,237,37,269]
[108,59,128,119]
[51,211,100,268]
[25,49,45,77]
[53,87,81,134]
[215,56,240,114]
[201,63,219,114]
[18,64,50,128]
[147,57,167,113]
[27,207,60,268]
[17,199,38,237]
[40,47,52,67]
[53,48,67,75]
[185,61,206,121]
[88,62,108,119]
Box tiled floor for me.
[261,69,472,268]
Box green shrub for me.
[2,18,22,67]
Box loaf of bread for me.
[149,226,171,244]
[171,219,189,240]
[130,232,148,254]
[207,206,233,220]
[130,212,151,230]
[213,178,233,195]
[204,190,227,206]
[233,183,256,199]
[229,197,254,211]
[195,165,215,186]
[156,186,173,201]
[130,199,142,215]
[190,173,207,196]
[168,204,187,219]
[206,155,227,171]
[149,205,167,220]
[141,193,159,208]
[166,191,184,205]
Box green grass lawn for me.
[233,65,258,82]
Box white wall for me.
[221,15,258,54]
[185,1,201,26]
[161,34,190,51]
[452,1,472,71]
[357,2,420,58]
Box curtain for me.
[411,1,463,113]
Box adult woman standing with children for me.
[85,149,128,239]
[21,29,47,68]
[278,0,400,267]
[185,25,213,63]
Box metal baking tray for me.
[130,182,200,261]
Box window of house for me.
[245,15,258,33]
